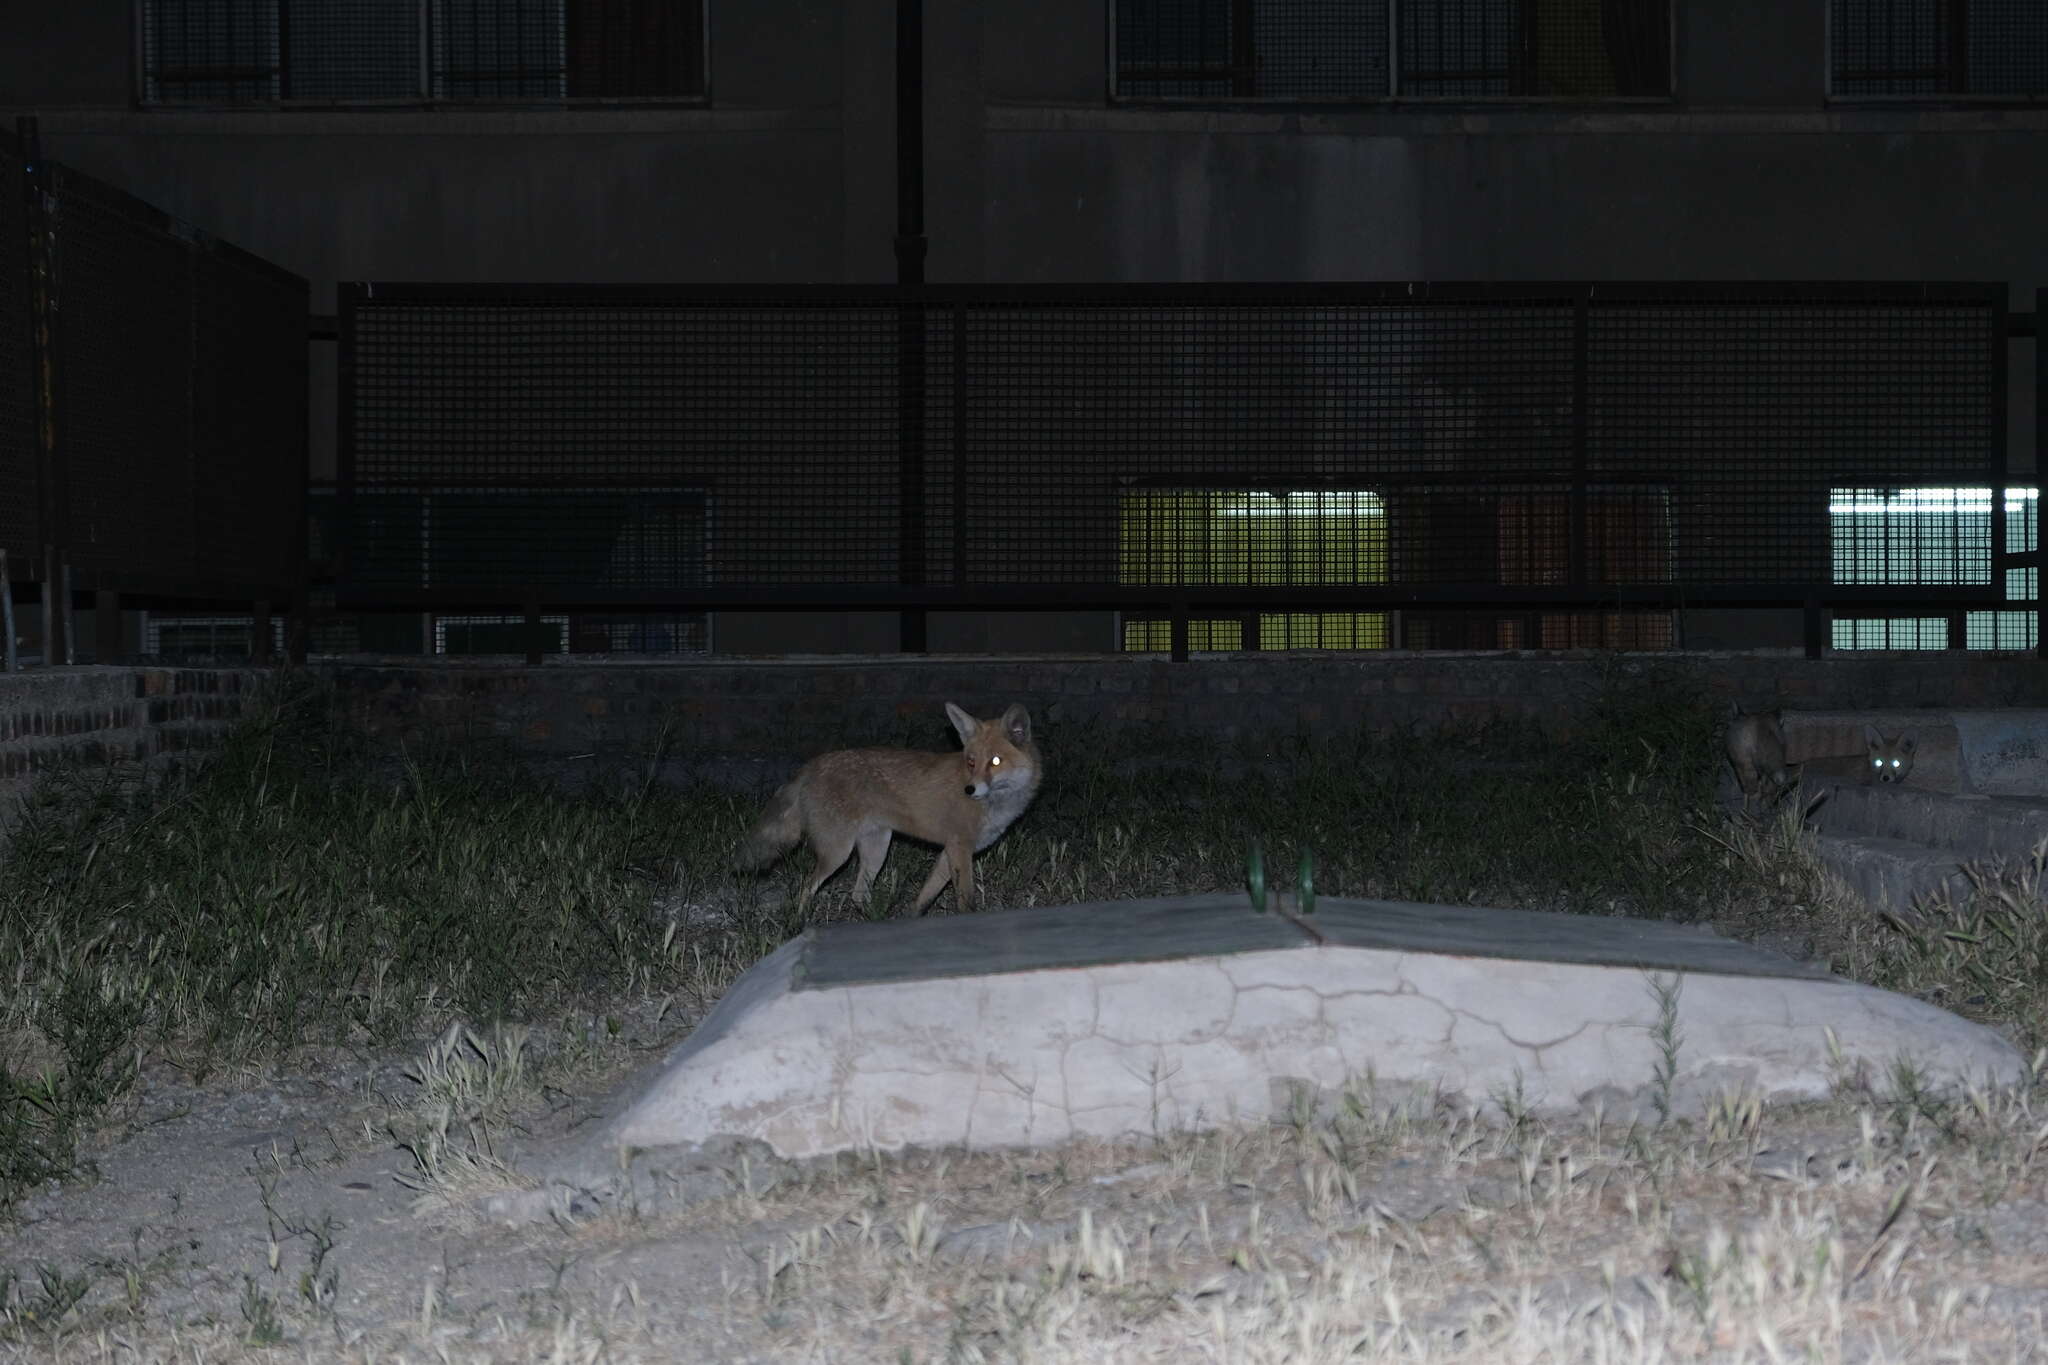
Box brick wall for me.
[6,656,2042,822]
[0,668,265,831]
[324,651,2048,764]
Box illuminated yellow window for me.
[1118,489,1390,651]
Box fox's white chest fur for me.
[973,769,1040,850]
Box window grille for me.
[141,614,288,657]
[434,613,569,654]
[138,0,708,105]
[1830,0,2048,98]
[1113,0,1672,101]
[1830,486,2037,650]
[1119,488,1394,650]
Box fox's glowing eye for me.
[991,755,1002,766]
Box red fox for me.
[1863,725,1917,786]
[1726,707,1799,808]
[736,702,1043,915]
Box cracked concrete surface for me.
[542,897,2022,1188]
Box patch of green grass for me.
[1862,852,2048,1056]
[1000,660,1727,921]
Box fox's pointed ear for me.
[945,701,976,742]
[1003,703,1031,745]
[1863,723,1883,747]
[1900,733,1917,754]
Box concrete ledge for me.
[1810,783,2048,861]
[544,897,2021,1189]
[1812,833,1978,917]
[1954,711,2048,796]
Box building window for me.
[1118,483,1680,651]
[141,614,288,659]
[1830,0,2048,98]
[335,486,711,654]
[1392,483,1675,649]
[1119,488,1393,651]
[1112,0,1672,101]
[138,0,708,106]
[346,486,707,590]
[434,613,570,654]
[1830,485,2038,650]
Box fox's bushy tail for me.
[735,781,802,870]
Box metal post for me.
[39,558,53,666]
[952,300,968,588]
[251,598,272,665]
[895,0,928,655]
[21,117,67,670]
[1569,291,1589,589]
[0,548,15,671]
[59,559,73,665]
[287,582,309,666]
[1989,288,2008,655]
[95,588,119,664]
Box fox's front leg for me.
[912,842,973,914]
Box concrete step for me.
[1805,781,2048,862]
[1812,832,1979,916]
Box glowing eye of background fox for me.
[991,755,1002,766]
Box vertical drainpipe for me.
[19,116,68,668]
[896,0,928,654]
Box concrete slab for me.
[1955,711,2048,796]
[798,894,1833,988]
[551,897,2021,1183]
[1812,832,1978,916]
[1809,782,2048,862]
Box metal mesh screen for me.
[46,166,305,600]
[1831,0,2048,97]
[1113,0,1670,100]
[54,172,197,589]
[346,294,950,593]
[0,134,35,566]
[1590,291,1998,585]
[138,0,707,105]
[1829,488,2037,651]
[341,283,2004,647]
[191,242,306,594]
[971,298,1580,586]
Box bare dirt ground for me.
[7,987,2048,1365]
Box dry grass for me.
[5,667,2048,1361]
[11,1059,2048,1362]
